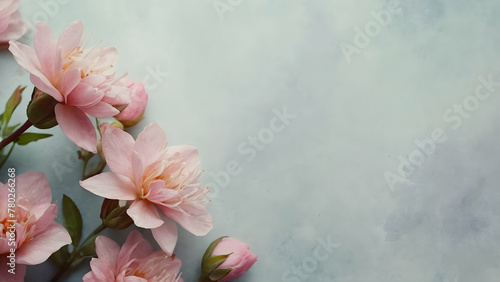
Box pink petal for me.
[33,21,59,81]
[80,172,137,200]
[9,41,63,101]
[131,151,144,189]
[57,20,83,57]
[102,126,135,177]
[80,101,120,119]
[127,200,163,229]
[16,171,52,219]
[165,145,200,174]
[29,74,63,102]
[161,203,213,236]
[66,83,103,107]
[95,236,120,271]
[54,104,97,153]
[28,203,57,239]
[135,123,168,167]
[0,11,29,42]
[151,217,178,256]
[16,222,71,265]
[117,230,152,267]
[56,69,81,98]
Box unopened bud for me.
[26,90,59,129]
[100,198,133,230]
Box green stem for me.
[0,143,15,169]
[0,120,32,152]
[82,157,90,180]
[50,224,107,282]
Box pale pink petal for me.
[127,200,163,229]
[80,101,120,118]
[16,171,51,219]
[54,104,97,153]
[135,123,168,167]
[9,41,63,101]
[87,259,116,282]
[131,151,143,189]
[82,74,107,87]
[80,172,137,200]
[66,83,103,107]
[151,217,178,255]
[166,145,200,174]
[82,271,101,282]
[101,84,131,105]
[16,222,71,265]
[56,69,81,98]
[0,11,29,42]
[57,20,83,56]
[95,236,120,271]
[33,21,59,81]
[161,203,213,236]
[27,203,57,239]
[117,230,152,268]
[102,126,135,177]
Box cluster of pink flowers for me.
[1,8,257,281]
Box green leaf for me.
[62,194,83,248]
[202,254,231,276]
[208,268,232,281]
[15,132,52,145]
[49,245,70,267]
[2,86,24,136]
[202,237,228,267]
[3,123,20,138]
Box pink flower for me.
[114,78,148,128]
[83,230,183,282]
[0,0,29,49]
[9,20,130,153]
[202,237,257,282]
[0,171,71,281]
[80,123,213,255]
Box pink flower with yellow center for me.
[80,123,213,255]
[0,171,71,281]
[9,20,130,153]
[83,230,183,282]
[0,0,29,49]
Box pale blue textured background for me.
[1,0,500,281]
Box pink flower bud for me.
[198,237,257,282]
[114,78,148,128]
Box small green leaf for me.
[3,123,20,138]
[62,194,83,248]
[208,268,232,281]
[202,254,231,275]
[16,132,52,145]
[50,245,70,267]
[2,86,24,136]
[202,237,228,266]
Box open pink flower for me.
[80,123,213,255]
[9,20,130,153]
[0,171,71,281]
[0,0,29,49]
[114,78,148,128]
[83,230,183,282]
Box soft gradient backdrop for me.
[1,0,500,281]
